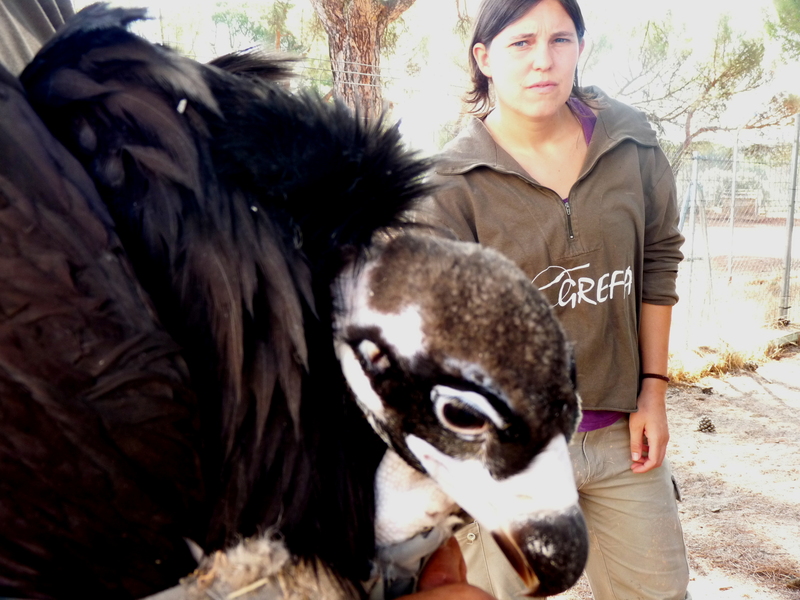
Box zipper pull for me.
[563,199,575,240]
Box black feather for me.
[208,48,298,82]
[0,64,203,598]
[16,2,432,595]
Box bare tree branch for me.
[596,12,787,168]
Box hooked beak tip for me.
[492,507,588,597]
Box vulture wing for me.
[20,2,431,590]
[0,64,203,598]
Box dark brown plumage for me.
[0,63,202,598]
[4,3,429,598]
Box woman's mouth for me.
[527,81,558,90]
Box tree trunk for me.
[310,0,416,120]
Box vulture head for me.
[334,234,587,597]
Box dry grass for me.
[669,342,800,599]
[683,497,800,589]
[669,335,798,384]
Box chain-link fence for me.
[671,123,800,351]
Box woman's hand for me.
[631,302,673,473]
[629,378,669,473]
[397,537,497,600]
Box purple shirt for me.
[568,96,596,146]
[577,409,622,432]
[564,98,622,433]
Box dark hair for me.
[466,0,595,115]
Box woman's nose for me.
[530,42,553,71]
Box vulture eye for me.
[438,399,489,434]
[356,339,391,374]
[432,385,505,438]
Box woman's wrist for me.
[641,372,670,383]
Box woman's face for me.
[473,0,584,122]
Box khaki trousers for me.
[457,417,691,600]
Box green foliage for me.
[742,142,794,163]
[212,1,306,53]
[289,6,333,96]
[400,35,428,79]
[382,19,403,56]
[749,93,800,130]
[296,59,334,98]
[453,0,472,40]
[767,0,800,58]
[578,32,611,86]
[697,16,765,120]
[207,1,336,98]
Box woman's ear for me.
[473,43,492,78]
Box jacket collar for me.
[434,87,659,180]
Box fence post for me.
[780,114,800,325]
[727,132,739,283]
[678,153,700,232]
[683,151,701,343]
[687,151,700,260]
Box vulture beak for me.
[490,506,587,597]
[405,434,588,598]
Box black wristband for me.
[641,372,670,383]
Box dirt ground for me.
[555,345,800,600]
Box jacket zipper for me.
[513,174,578,241]
[563,199,575,240]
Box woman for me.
[412,0,691,598]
